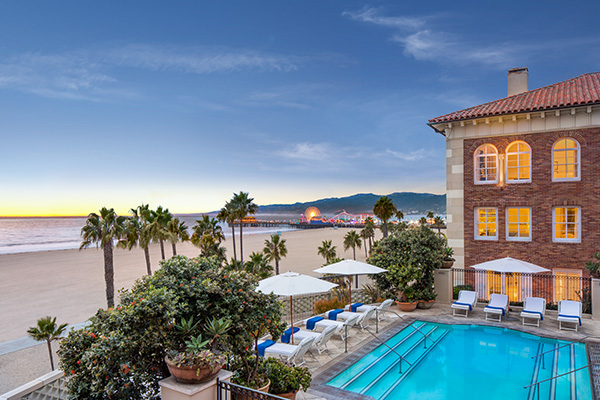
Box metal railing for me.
[217,379,288,400]
[524,365,589,400]
[452,268,592,314]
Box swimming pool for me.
[327,321,592,400]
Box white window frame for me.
[505,141,532,184]
[505,207,531,242]
[552,137,581,182]
[474,144,499,185]
[474,207,498,241]
[553,268,582,303]
[552,206,581,243]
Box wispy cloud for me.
[385,148,429,162]
[343,7,518,68]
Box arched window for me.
[506,141,531,183]
[474,144,498,184]
[552,138,580,181]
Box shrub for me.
[453,284,474,300]
[263,357,311,394]
[314,297,345,314]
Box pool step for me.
[527,343,544,400]
[528,342,582,400]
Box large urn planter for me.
[417,300,435,309]
[233,379,271,400]
[441,260,454,269]
[164,355,222,384]
[277,390,298,399]
[396,301,418,312]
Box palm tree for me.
[396,210,404,222]
[373,196,397,238]
[231,191,258,266]
[152,206,173,260]
[317,240,337,264]
[359,228,369,257]
[343,230,362,260]
[245,252,273,279]
[196,233,226,261]
[80,207,126,308]
[364,217,376,252]
[168,217,190,256]
[119,204,155,275]
[191,215,224,246]
[432,215,445,233]
[263,234,288,275]
[27,316,68,370]
[217,202,238,265]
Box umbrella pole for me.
[290,295,294,344]
[348,276,352,304]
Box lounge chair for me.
[263,336,315,366]
[557,300,583,332]
[311,313,360,341]
[451,290,477,318]
[344,299,394,321]
[337,307,376,330]
[292,325,337,354]
[520,297,546,327]
[484,293,509,322]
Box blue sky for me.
[2,1,600,215]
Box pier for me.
[228,221,367,229]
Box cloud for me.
[385,148,429,162]
[342,6,425,30]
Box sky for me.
[2,1,600,216]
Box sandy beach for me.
[0,227,380,393]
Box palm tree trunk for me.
[159,239,166,260]
[103,242,115,308]
[239,222,244,268]
[46,340,54,370]
[144,246,152,275]
[363,239,367,257]
[353,246,356,260]
[231,225,237,265]
[172,242,177,256]
[383,220,388,238]
[275,259,280,275]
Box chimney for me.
[507,67,529,96]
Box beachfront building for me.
[428,69,600,299]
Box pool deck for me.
[297,303,600,400]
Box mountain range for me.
[256,192,446,216]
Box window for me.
[552,138,580,181]
[475,207,497,240]
[506,207,531,241]
[486,272,522,302]
[506,141,531,183]
[553,207,581,243]
[474,144,498,184]
[554,269,582,302]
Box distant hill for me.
[256,192,446,216]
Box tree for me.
[317,240,337,264]
[263,234,287,275]
[80,207,126,308]
[152,206,173,260]
[359,228,370,257]
[343,230,362,260]
[191,215,224,246]
[231,192,258,266]
[245,252,274,279]
[373,196,397,238]
[28,316,67,370]
[120,204,155,275]
[432,216,445,234]
[167,217,190,256]
[217,202,237,265]
[364,217,376,252]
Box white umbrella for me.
[313,260,387,302]
[470,257,549,273]
[257,271,338,342]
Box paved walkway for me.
[293,302,600,400]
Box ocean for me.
[0,213,435,255]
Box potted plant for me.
[416,288,438,309]
[264,357,311,399]
[442,247,455,269]
[585,251,600,278]
[396,286,418,312]
[230,355,271,394]
[165,333,226,384]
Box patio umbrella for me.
[313,259,387,303]
[470,257,549,273]
[256,271,338,342]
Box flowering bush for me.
[59,255,284,399]
[314,297,345,314]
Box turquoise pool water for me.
[327,321,592,400]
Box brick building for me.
[428,69,600,302]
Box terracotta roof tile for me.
[428,72,600,124]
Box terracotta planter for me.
[441,260,454,269]
[165,356,221,384]
[276,390,298,399]
[396,301,418,312]
[233,379,270,400]
[417,300,435,309]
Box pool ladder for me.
[524,342,589,400]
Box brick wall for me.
[463,128,600,274]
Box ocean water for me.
[0,214,300,255]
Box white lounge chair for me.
[558,300,583,332]
[344,299,394,321]
[292,325,337,354]
[451,290,477,317]
[312,313,360,341]
[484,293,509,322]
[520,297,546,327]
[263,336,315,366]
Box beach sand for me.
[0,227,379,394]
